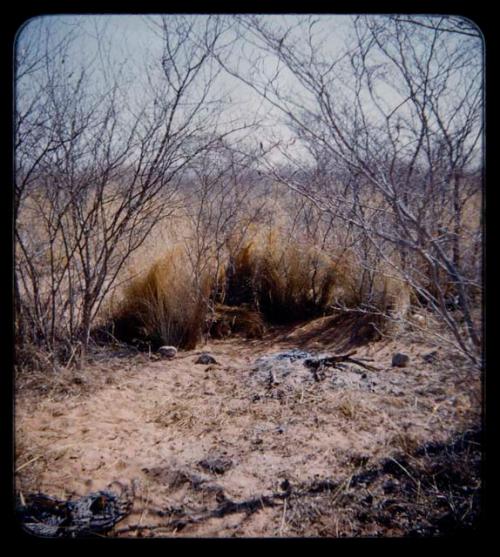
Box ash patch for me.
[250,349,379,392]
[251,349,315,388]
[280,428,482,537]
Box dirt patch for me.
[15,322,482,537]
[281,312,385,351]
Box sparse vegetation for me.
[14,15,483,370]
[14,14,484,539]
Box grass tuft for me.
[111,247,213,349]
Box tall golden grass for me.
[15,167,481,371]
[224,229,400,323]
[107,225,409,350]
[111,246,213,349]
[225,232,339,322]
[17,178,426,361]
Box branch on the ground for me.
[304,351,382,375]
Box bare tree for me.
[182,136,266,292]
[218,15,483,366]
[15,15,240,364]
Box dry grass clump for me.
[209,304,266,339]
[110,247,213,350]
[223,229,406,329]
[104,226,411,352]
[256,238,338,322]
[224,230,347,323]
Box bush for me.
[111,247,213,349]
[223,230,380,324]
[209,304,266,339]
[107,228,410,351]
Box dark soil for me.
[115,428,482,537]
[282,428,482,537]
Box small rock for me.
[195,353,217,365]
[392,353,409,367]
[198,456,233,475]
[158,346,177,359]
[422,350,438,364]
[280,479,291,492]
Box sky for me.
[15,15,351,156]
[15,14,484,169]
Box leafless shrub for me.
[15,16,240,365]
[220,15,483,366]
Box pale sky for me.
[15,15,351,157]
[16,14,483,168]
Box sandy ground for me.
[15,319,482,538]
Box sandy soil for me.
[15,319,482,538]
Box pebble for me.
[195,353,217,365]
[392,353,410,368]
[158,346,177,359]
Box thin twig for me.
[388,456,419,486]
[279,499,287,536]
[15,455,42,473]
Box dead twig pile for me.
[304,351,382,381]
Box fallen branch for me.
[169,493,283,530]
[304,351,382,373]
